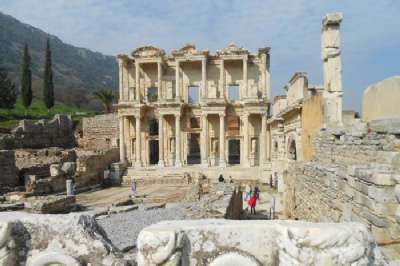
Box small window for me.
[147,87,158,102]
[188,85,199,104]
[149,119,158,136]
[190,117,200,129]
[228,85,240,101]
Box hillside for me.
[0,11,118,109]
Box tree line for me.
[0,38,54,112]
[0,37,116,114]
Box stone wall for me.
[284,121,400,242]
[0,150,18,188]
[81,113,119,150]
[0,115,74,149]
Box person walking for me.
[248,191,258,215]
[131,180,137,196]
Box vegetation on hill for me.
[0,11,118,110]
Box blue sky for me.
[1,0,399,112]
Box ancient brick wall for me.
[0,115,74,149]
[81,113,119,150]
[284,121,400,242]
[0,150,18,188]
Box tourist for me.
[218,174,225,183]
[229,176,234,183]
[254,186,260,199]
[248,191,257,215]
[131,180,137,196]
[244,184,252,211]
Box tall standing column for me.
[260,114,267,165]
[135,115,142,167]
[201,114,209,166]
[242,113,249,167]
[119,116,126,164]
[201,58,207,101]
[219,114,226,167]
[118,59,123,101]
[175,114,182,167]
[219,59,225,99]
[158,115,164,167]
[135,62,140,102]
[157,61,162,101]
[242,58,248,99]
[266,124,271,161]
[175,60,180,101]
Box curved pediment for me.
[172,43,208,57]
[132,46,165,58]
[217,43,249,56]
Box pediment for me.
[132,46,165,58]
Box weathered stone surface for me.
[0,222,16,266]
[0,150,18,189]
[61,162,76,175]
[25,195,76,214]
[137,219,385,266]
[0,212,124,265]
[369,118,400,134]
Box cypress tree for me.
[43,38,54,110]
[0,66,18,110]
[21,43,32,112]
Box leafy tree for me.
[21,43,32,112]
[43,38,54,110]
[93,89,115,113]
[0,66,18,110]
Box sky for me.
[1,0,399,112]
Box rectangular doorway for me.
[228,139,240,165]
[149,140,159,165]
[187,133,201,165]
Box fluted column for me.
[175,114,182,167]
[242,113,250,167]
[119,116,126,164]
[242,58,248,99]
[135,61,140,102]
[219,59,225,99]
[157,61,162,101]
[135,115,142,167]
[219,114,226,167]
[158,115,164,167]
[201,114,209,166]
[260,114,267,165]
[175,60,180,101]
[201,58,207,101]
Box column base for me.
[175,160,182,167]
[135,161,142,168]
[157,160,165,167]
[201,159,209,167]
[219,159,227,167]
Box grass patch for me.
[0,99,97,129]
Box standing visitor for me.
[131,180,137,196]
[248,191,257,215]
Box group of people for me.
[244,184,260,215]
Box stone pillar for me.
[157,61,162,101]
[242,58,248,99]
[158,115,164,167]
[202,58,207,101]
[119,116,126,164]
[322,13,343,126]
[175,60,180,101]
[175,114,182,167]
[135,115,142,167]
[260,114,267,165]
[242,113,249,167]
[66,179,73,196]
[201,114,209,166]
[266,124,271,161]
[135,61,140,102]
[219,59,225,99]
[219,114,226,167]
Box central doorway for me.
[228,139,240,165]
[149,140,159,165]
[187,133,201,165]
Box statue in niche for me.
[170,137,175,153]
[251,138,257,153]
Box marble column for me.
[201,114,209,166]
[175,60,180,100]
[242,58,248,99]
[219,114,226,167]
[158,115,164,167]
[157,61,162,101]
[242,113,250,167]
[201,58,207,101]
[175,114,182,167]
[135,62,140,101]
[260,114,267,165]
[219,59,225,99]
[119,116,126,164]
[135,115,142,167]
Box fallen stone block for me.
[25,195,76,214]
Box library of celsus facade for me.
[116,43,271,179]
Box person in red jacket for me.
[248,191,257,215]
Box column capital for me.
[219,113,226,118]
